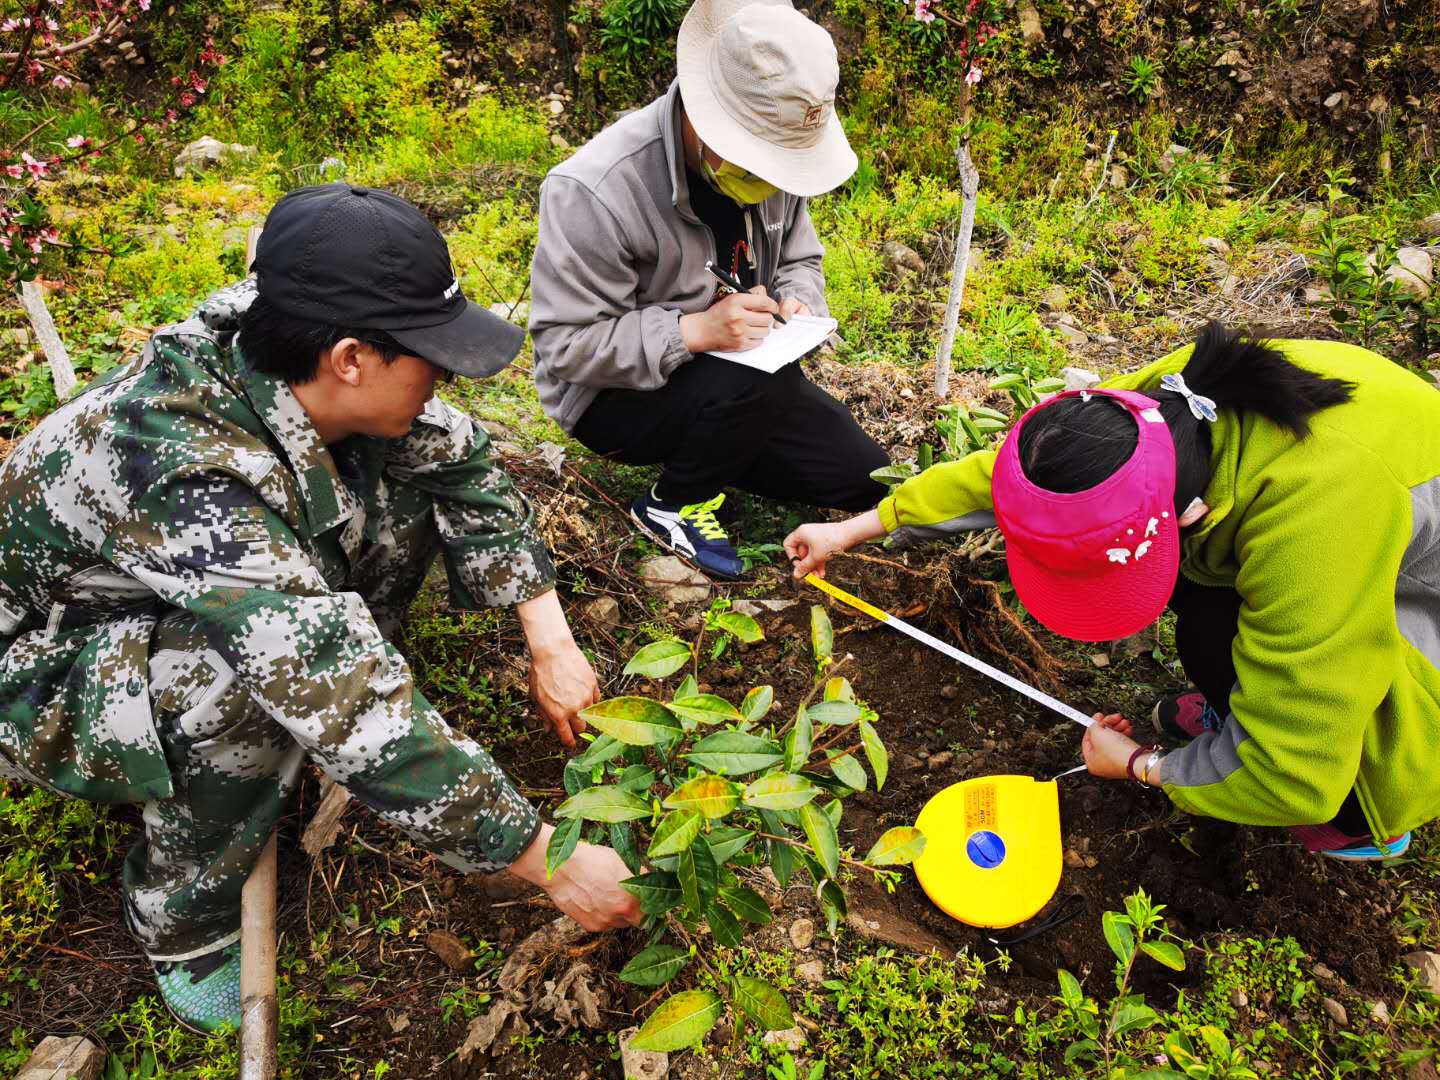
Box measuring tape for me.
[804,573,1095,729]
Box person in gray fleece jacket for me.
[528,0,889,580]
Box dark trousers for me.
[1168,574,1370,836]
[573,355,890,511]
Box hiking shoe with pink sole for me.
[1150,690,1223,740]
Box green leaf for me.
[719,885,771,925]
[609,821,643,874]
[629,989,724,1052]
[678,836,718,912]
[743,772,817,811]
[621,871,682,916]
[1102,911,1136,966]
[807,700,861,726]
[829,752,867,791]
[618,944,691,987]
[579,697,682,746]
[705,826,754,864]
[784,708,812,772]
[989,372,1025,389]
[1197,1025,1232,1059]
[546,817,582,878]
[648,809,704,858]
[664,774,741,819]
[1108,1001,1159,1037]
[685,731,785,775]
[623,640,693,679]
[573,733,625,769]
[1057,969,1083,1010]
[822,798,843,828]
[715,611,763,643]
[731,975,794,1031]
[1033,377,1068,394]
[810,604,833,664]
[554,785,651,823]
[817,877,847,935]
[668,693,744,726]
[562,758,590,797]
[675,673,699,700]
[971,405,1010,422]
[739,685,775,726]
[760,811,794,888]
[1139,939,1186,972]
[870,463,918,485]
[859,720,889,790]
[706,901,744,947]
[800,802,840,877]
[1063,1039,1100,1065]
[823,677,856,702]
[864,826,926,866]
[615,764,656,793]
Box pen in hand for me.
[705,261,787,325]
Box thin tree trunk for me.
[19,280,77,402]
[933,139,980,399]
[239,833,278,1080]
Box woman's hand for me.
[784,509,887,579]
[1080,712,1142,780]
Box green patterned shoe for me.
[153,941,242,1035]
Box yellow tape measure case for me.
[913,775,1063,929]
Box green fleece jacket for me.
[878,341,1440,838]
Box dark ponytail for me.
[1018,322,1355,516]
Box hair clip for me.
[1160,372,1218,422]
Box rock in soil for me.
[427,929,474,973]
[882,240,925,275]
[1369,1000,1390,1023]
[1060,365,1100,390]
[619,1027,668,1080]
[1054,322,1090,347]
[788,918,815,950]
[1419,211,1440,240]
[1403,951,1440,995]
[1322,997,1349,1027]
[763,1028,807,1052]
[638,556,711,604]
[939,684,960,700]
[584,595,620,626]
[796,959,825,984]
[1313,962,1337,980]
[16,1036,106,1080]
[1089,652,1110,668]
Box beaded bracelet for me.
[1126,744,1154,783]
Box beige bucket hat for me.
[676,0,858,197]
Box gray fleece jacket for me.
[528,81,830,434]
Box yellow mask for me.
[701,155,780,206]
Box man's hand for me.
[508,824,642,931]
[516,590,599,748]
[784,509,887,579]
[1081,713,1143,780]
[680,290,780,353]
[777,297,812,320]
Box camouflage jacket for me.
[0,280,552,870]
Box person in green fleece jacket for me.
[785,323,1440,860]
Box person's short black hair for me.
[237,292,417,384]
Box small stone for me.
[1108,164,1129,189]
[1313,963,1336,980]
[15,1037,106,1080]
[619,1026,668,1080]
[926,751,954,771]
[788,918,815,950]
[882,239,925,275]
[172,135,257,177]
[1054,322,1089,347]
[899,386,915,399]
[584,596,620,626]
[1213,49,1245,68]
[1324,91,1346,109]
[1230,987,1249,1008]
[763,1028,806,1052]
[1402,951,1440,995]
[1418,212,1440,240]
[1322,997,1348,1027]
[388,1010,411,1033]
[637,556,711,605]
[549,98,564,115]
[980,738,997,751]
[1369,1000,1390,1023]
[796,959,825,984]
[1063,848,1086,869]
[1040,284,1069,311]
[427,929,474,973]
[1200,236,1231,256]
[550,133,570,150]
[1059,368,1100,394]
[1303,283,1334,303]
[1089,652,1110,668]
[1017,0,1044,44]
[940,684,961,700]
[1386,247,1434,299]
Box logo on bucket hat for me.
[252,183,524,379]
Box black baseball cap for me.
[252,183,524,378]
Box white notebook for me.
[708,314,838,373]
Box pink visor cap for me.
[992,389,1180,643]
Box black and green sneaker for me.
[153,941,242,1035]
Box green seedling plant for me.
[871,371,1066,489]
[1046,888,1188,1075]
[548,604,925,1054]
[1124,56,1163,99]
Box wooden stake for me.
[933,140,980,400]
[237,224,277,1080]
[19,279,78,402]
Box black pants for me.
[573,355,890,511]
[1168,574,1369,835]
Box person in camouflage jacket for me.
[0,184,639,1033]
